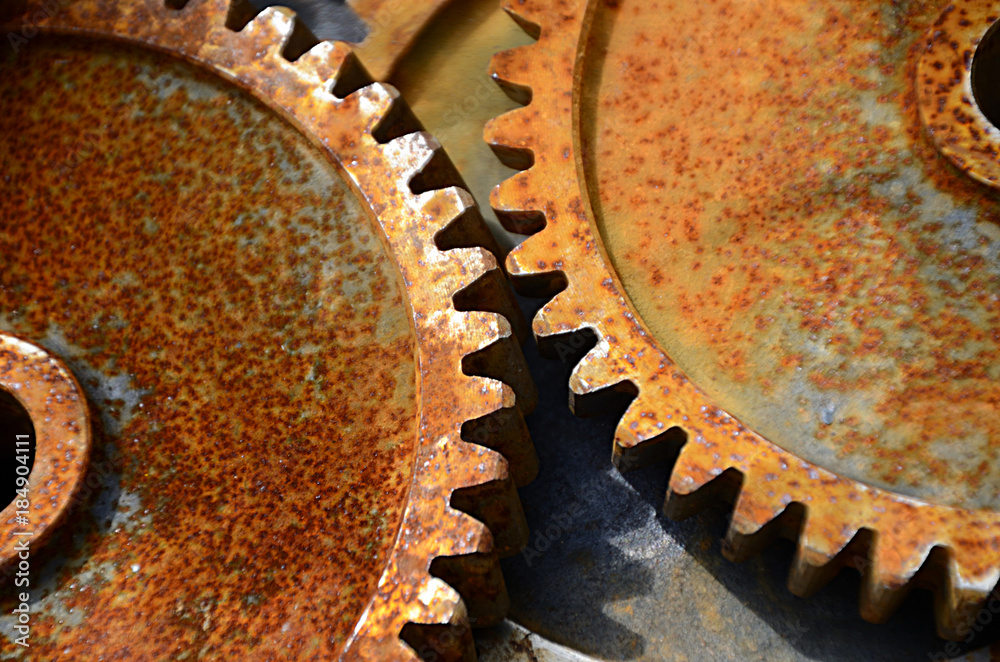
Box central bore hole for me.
[972,20,1000,129]
[0,390,35,510]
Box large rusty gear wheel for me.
[487,0,1000,640]
[0,0,537,659]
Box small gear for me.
[487,0,1000,639]
[0,0,536,659]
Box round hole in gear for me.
[973,19,1000,129]
[0,389,34,510]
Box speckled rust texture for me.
[584,0,1000,510]
[917,0,1000,188]
[0,35,417,658]
[487,0,1000,640]
[0,0,536,660]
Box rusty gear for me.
[0,0,536,659]
[486,0,1000,640]
[269,0,457,81]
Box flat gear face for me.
[0,1,537,659]
[487,0,1000,640]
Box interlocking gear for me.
[487,0,1000,639]
[0,1,536,659]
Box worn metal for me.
[0,1,536,660]
[918,1,1000,189]
[487,0,1000,640]
[248,0,457,80]
[0,335,90,570]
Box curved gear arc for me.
[3,1,538,660]
[485,0,1000,640]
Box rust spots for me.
[0,36,419,658]
[582,0,1000,509]
[492,0,1000,637]
[918,0,1000,187]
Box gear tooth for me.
[667,441,715,496]
[460,311,512,355]
[449,447,513,500]
[255,6,322,63]
[568,340,637,418]
[484,107,536,169]
[223,0,263,31]
[419,188,479,242]
[416,576,467,619]
[787,522,861,598]
[490,44,536,86]
[500,0,544,39]
[506,228,557,280]
[492,168,547,235]
[461,383,537,487]
[534,287,582,338]
[443,229,531,343]
[354,82,404,134]
[431,188,508,268]
[614,396,669,448]
[399,595,476,662]
[859,537,926,624]
[568,338,615,394]
[445,440,529,557]
[429,551,510,629]
[461,317,538,415]
[860,570,909,625]
[613,406,688,473]
[489,45,536,105]
[233,4,294,46]
[382,130,447,188]
[402,572,467,624]
[721,476,769,558]
[293,39,352,88]
[461,374,511,418]
[664,443,745,521]
[725,495,809,566]
[322,44,375,99]
[932,559,998,640]
[442,246,499,295]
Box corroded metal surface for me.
[249,0,455,80]
[389,0,537,254]
[0,0,536,659]
[486,0,1000,640]
[918,1,1000,188]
